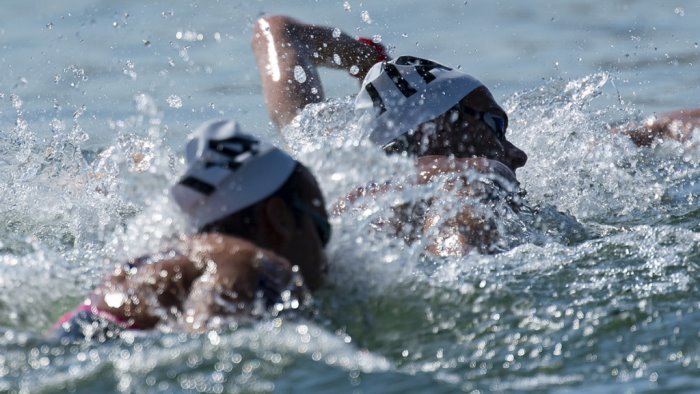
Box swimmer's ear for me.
[261,197,295,244]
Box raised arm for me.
[251,15,387,129]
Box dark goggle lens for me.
[483,112,506,136]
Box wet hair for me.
[198,163,306,240]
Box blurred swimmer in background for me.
[50,120,330,340]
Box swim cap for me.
[355,56,484,147]
[171,120,297,228]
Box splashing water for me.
[2,73,700,392]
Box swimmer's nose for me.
[505,142,528,171]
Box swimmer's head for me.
[171,119,298,229]
[355,56,527,173]
[171,120,329,289]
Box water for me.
[2,0,700,392]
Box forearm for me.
[255,16,380,76]
[612,107,700,146]
[252,15,385,128]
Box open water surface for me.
[1,1,700,392]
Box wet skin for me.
[414,86,528,176]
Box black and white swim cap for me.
[171,120,297,228]
[355,56,484,147]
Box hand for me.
[612,107,700,146]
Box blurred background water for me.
[1,1,700,392]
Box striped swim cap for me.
[171,120,297,228]
[355,56,484,147]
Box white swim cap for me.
[355,56,484,147]
[171,120,297,228]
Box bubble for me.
[349,65,359,75]
[166,95,183,109]
[293,65,307,83]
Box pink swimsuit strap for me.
[50,299,132,331]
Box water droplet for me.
[49,119,64,133]
[167,95,183,109]
[46,22,53,30]
[401,33,408,38]
[361,10,372,24]
[349,65,359,75]
[293,65,307,83]
[176,30,203,42]
[10,94,22,110]
[372,34,382,43]
[333,53,341,65]
[73,105,86,120]
[674,7,685,16]
[143,39,151,47]
[332,28,341,38]
[343,1,351,11]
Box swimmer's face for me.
[418,86,528,173]
[285,167,329,291]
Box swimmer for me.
[251,16,526,173]
[252,16,528,254]
[49,120,330,340]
